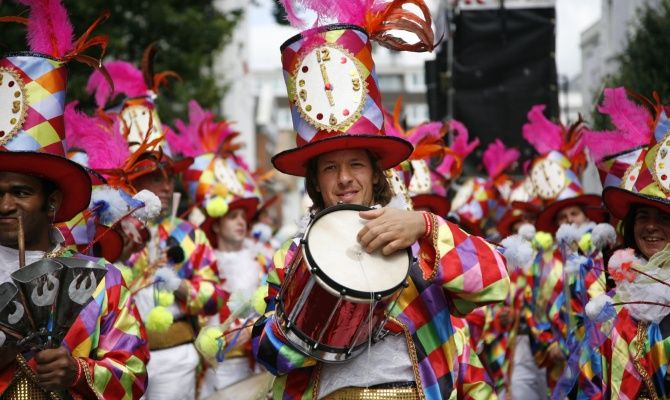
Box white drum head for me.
[305,208,410,296]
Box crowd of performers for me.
[2,1,670,400]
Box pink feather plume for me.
[167,100,237,158]
[407,122,443,146]
[86,61,148,109]
[16,0,74,58]
[581,87,653,162]
[64,102,131,170]
[482,139,520,178]
[449,119,479,159]
[435,119,479,178]
[278,0,371,27]
[522,105,563,155]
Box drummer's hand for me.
[0,347,19,370]
[358,208,426,255]
[34,346,78,391]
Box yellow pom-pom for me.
[205,197,229,218]
[146,306,174,333]
[533,231,553,250]
[252,285,268,315]
[195,326,225,360]
[157,291,175,307]
[578,233,592,254]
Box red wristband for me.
[70,357,83,388]
[422,212,432,238]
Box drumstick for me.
[17,211,25,268]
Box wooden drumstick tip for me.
[17,211,25,268]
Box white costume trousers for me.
[144,343,200,400]
[510,335,548,400]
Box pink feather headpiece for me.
[522,104,586,170]
[279,0,436,52]
[435,119,480,180]
[581,87,655,163]
[483,139,520,179]
[1,0,110,70]
[87,61,148,109]
[64,101,131,171]
[166,100,241,159]
[86,44,180,109]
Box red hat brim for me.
[535,194,604,233]
[0,152,91,222]
[201,197,260,248]
[77,224,123,263]
[272,135,413,177]
[411,194,451,217]
[603,186,670,220]
[498,202,542,237]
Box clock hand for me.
[319,63,335,107]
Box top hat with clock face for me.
[533,151,603,232]
[580,87,670,220]
[271,24,414,177]
[0,0,112,223]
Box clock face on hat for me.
[293,44,367,132]
[530,159,566,200]
[451,178,475,211]
[509,177,536,203]
[621,160,642,191]
[654,139,670,193]
[409,160,431,194]
[0,67,27,146]
[120,105,163,151]
[213,158,245,196]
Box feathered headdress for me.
[522,105,586,172]
[86,43,179,109]
[483,139,520,180]
[581,87,655,163]
[279,0,437,52]
[166,100,241,159]
[1,0,110,67]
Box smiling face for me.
[315,149,378,208]
[633,206,670,259]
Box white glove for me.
[154,267,182,292]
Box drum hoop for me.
[304,204,411,299]
[276,300,368,363]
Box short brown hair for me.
[304,150,392,213]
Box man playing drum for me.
[252,5,510,398]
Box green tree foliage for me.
[0,1,241,124]
[593,0,670,127]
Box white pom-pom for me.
[501,234,534,270]
[609,248,639,271]
[132,190,162,221]
[585,294,614,321]
[252,223,273,244]
[517,223,536,241]
[564,254,588,274]
[154,267,182,292]
[556,223,581,246]
[591,223,617,250]
[90,187,131,225]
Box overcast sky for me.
[248,0,602,79]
